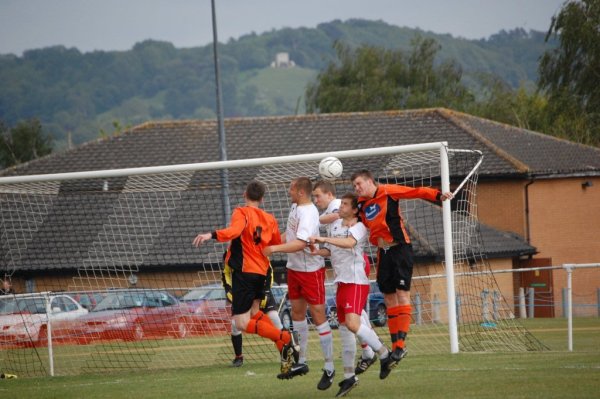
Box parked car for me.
[274,284,339,330]
[0,293,89,347]
[367,281,387,327]
[70,292,106,311]
[179,284,230,335]
[73,289,191,342]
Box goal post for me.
[0,142,545,377]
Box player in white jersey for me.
[310,192,395,396]
[312,181,382,375]
[263,177,335,390]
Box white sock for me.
[231,319,241,336]
[359,310,376,359]
[294,318,309,364]
[360,342,375,360]
[360,310,371,327]
[339,325,356,373]
[316,321,334,371]
[267,310,283,330]
[356,324,383,353]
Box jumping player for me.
[312,180,381,374]
[310,192,395,397]
[351,170,453,370]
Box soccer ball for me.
[318,156,343,181]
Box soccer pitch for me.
[1,318,598,399]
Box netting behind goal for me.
[0,143,544,377]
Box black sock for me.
[231,334,243,358]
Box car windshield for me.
[93,292,144,312]
[181,286,225,302]
[0,297,46,315]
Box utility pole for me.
[211,0,231,224]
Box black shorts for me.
[231,270,267,315]
[376,244,414,294]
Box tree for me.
[305,37,473,114]
[0,119,53,169]
[538,0,600,146]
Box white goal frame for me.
[0,141,460,353]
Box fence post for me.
[493,291,500,321]
[597,288,600,317]
[44,292,55,377]
[562,287,568,317]
[481,288,490,321]
[414,292,422,325]
[519,287,527,318]
[432,294,441,323]
[527,287,535,318]
[565,264,573,352]
[455,293,462,323]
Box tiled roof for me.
[9,107,598,272]
[3,109,597,179]
[447,111,600,177]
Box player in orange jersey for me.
[193,180,298,376]
[351,170,452,372]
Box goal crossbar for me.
[0,142,449,185]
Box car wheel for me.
[172,319,188,339]
[328,307,339,329]
[281,311,292,330]
[374,304,387,327]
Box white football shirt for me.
[285,203,324,272]
[325,219,370,284]
[320,198,341,234]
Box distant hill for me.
[0,19,555,148]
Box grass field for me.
[1,318,598,399]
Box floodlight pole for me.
[211,0,231,224]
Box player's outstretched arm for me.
[440,192,453,201]
[314,235,357,249]
[192,233,212,247]
[263,239,307,256]
[319,212,340,225]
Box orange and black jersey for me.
[357,184,442,246]
[212,206,282,276]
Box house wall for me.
[528,177,600,317]
[477,176,600,317]
[477,180,526,237]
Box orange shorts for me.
[336,282,369,324]
[287,268,326,305]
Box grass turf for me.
[1,318,598,399]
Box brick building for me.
[1,108,598,317]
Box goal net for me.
[0,142,545,377]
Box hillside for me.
[0,19,555,148]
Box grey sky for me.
[0,0,566,56]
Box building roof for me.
[8,108,591,273]
[3,108,599,179]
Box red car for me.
[74,289,191,343]
[179,285,231,335]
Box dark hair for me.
[350,169,375,183]
[246,180,266,201]
[341,192,359,211]
[313,180,336,196]
[293,177,313,196]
